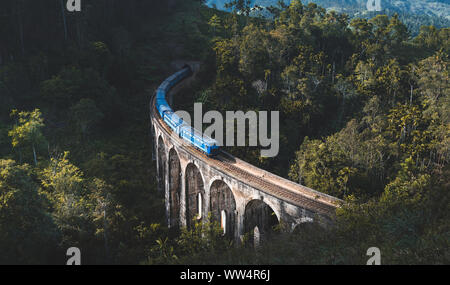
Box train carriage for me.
[156,100,171,117]
[180,125,220,156]
[163,111,183,133]
[155,66,219,157]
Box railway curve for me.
[150,62,342,243]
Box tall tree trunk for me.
[410,84,413,105]
[102,204,110,263]
[332,61,336,84]
[32,143,37,166]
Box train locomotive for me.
[155,67,220,157]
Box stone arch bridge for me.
[150,63,341,244]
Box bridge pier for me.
[236,200,246,244]
[168,148,182,229]
[180,167,187,228]
[164,148,170,228]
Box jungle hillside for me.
[0,0,448,265]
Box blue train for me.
[155,67,220,156]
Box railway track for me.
[151,94,340,217]
[214,155,337,216]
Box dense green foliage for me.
[0,0,210,264]
[182,0,449,264]
[207,0,450,35]
[0,0,448,264]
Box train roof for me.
[157,90,167,98]
[156,97,169,104]
[157,103,171,112]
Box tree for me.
[375,59,402,106]
[70,98,104,139]
[0,159,59,264]
[40,151,117,263]
[225,0,252,17]
[417,51,450,167]
[40,66,116,111]
[208,14,222,36]
[418,51,449,109]
[8,109,45,166]
[382,157,431,202]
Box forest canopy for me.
[0,0,448,265]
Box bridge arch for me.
[157,136,167,193]
[185,162,205,229]
[209,180,236,238]
[168,148,182,228]
[244,199,279,246]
